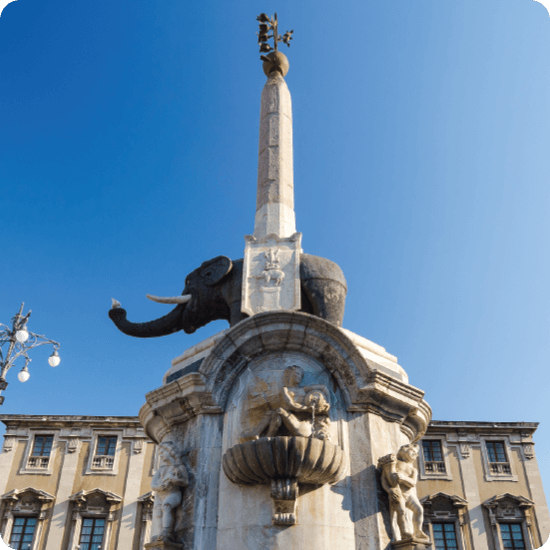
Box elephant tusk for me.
[146,294,192,305]
[111,298,121,309]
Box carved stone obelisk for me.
[241,51,302,318]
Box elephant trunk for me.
[108,304,184,338]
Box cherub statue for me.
[378,444,430,543]
[242,365,332,441]
[150,441,189,543]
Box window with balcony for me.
[419,438,452,480]
[500,524,526,550]
[486,441,512,475]
[423,440,446,474]
[9,516,37,550]
[78,517,105,550]
[432,523,458,550]
[92,436,117,470]
[27,435,53,469]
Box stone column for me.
[45,440,80,550]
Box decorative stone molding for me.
[523,443,535,460]
[483,494,536,550]
[67,488,122,550]
[138,492,155,549]
[2,435,15,453]
[421,492,468,550]
[460,442,471,459]
[143,312,430,443]
[0,487,54,550]
[140,373,222,444]
[134,438,145,453]
[66,436,79,453]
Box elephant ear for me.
[199,256,233,286]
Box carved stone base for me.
[392,536,431,550]
[145,539,184,550]
[271,478,298,525]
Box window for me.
[92,436,117,469]
[27,435,53,469]
[423,440,446,473]
[500,524,526,550]
[432,523,458,550]
[419,438,452,480]
[9,517,37,550]
[486,441,511,475]
[78,518,105,550]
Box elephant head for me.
[109,256,240,338]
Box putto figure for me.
[242,365,332,441]
[378,444,430,544]
[150,441,189,544]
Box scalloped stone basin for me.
[222,436,346,486]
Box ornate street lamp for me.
[0,303,61,405]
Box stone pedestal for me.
[140,311,431,550]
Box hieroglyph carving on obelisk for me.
[242,36,302,318]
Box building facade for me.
[0,416,155,550]
[0,415,547,550]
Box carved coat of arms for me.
[241,232,301,316]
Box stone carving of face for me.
[398,444,419,463]
[283,365,304,388]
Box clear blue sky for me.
[1,0,549,493]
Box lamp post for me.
[0,303,61,405]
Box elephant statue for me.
[108,253,347,338]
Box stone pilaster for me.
[116,439,147,549]
[44,440,80,550]
[456,442,489,550]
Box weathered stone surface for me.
[139,312,431,549]
[223,437,346,485]
[242,233,302,317]
[254,71,295,239]
[378,445,430,545]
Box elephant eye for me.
[204,270,213,277]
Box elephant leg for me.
[301,279,346,326]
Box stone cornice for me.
[142,311,432,443]
[140,373,222,443]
